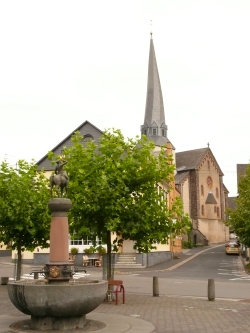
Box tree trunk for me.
[16,242,22,281]
[107,230,112,280]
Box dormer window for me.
[82,135,94,142]
[152,128,157,136]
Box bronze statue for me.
[50,156,69,197]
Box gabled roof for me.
[176,147,224,176]
[37,120,103,170]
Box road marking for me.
[74,272,90,279]
[163,244,223,271]
[9,272,90,281]
[218,256,249,281]
[229,276,250,281]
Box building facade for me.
[175,148,229,244]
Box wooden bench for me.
[107,280,125,305]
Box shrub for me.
[84,246,96,254]
[96,245,106,255]
[182,240,193,249]
[70,247,79,255]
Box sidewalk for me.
[1,246,250,333]
[1,282,250,332]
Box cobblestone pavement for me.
[1,247,250,333]
[1,284,250,333]
[92,295,250,333]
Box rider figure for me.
[55,156,69,180]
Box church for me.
[140,33,229,245]
[175,147,229,244]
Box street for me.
[1,244,250,300]
[116,244,250,299]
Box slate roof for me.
[141,35,174,148]
[175,171,189,185]
[36,120,103,171]
[148,136,174,148]
[144,37,165,130]
[205,192,217,204]
[176,147,224,176]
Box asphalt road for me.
[117,244,250,300]
[1,244,250,300]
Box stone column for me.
[46,198,72,282]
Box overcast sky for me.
[1,0,249,197]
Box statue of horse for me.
[50,174,69,197]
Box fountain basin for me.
[8,279,108,330]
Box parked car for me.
[225,242,241,255]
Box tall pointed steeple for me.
[141,34,169,146]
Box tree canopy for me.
[49,129,190,253]
[226,164,250,246]
[0,160,51,279]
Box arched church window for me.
[201,185,204,195]
[217,207,220,217]
[162,129,165,136]
[216,187,219,198]
[201,205,204,215]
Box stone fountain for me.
[7,168,107,331]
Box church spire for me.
[141,35,169,146]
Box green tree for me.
[0,160,51,280]
[49,129,190,278]
[226,164,250,246]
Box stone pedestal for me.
[46,198,72,282]
[31,315,86,330]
